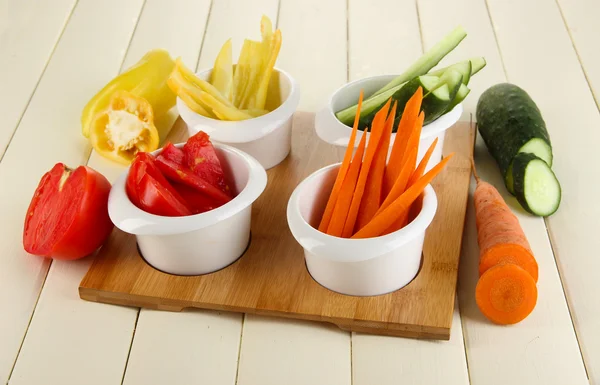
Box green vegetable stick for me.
[336,26,467,125]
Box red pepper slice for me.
[183,131,232,197]
[155,154,232,205]
[127,152,192,216]
[173,183,219,214]
[160,142,185,164]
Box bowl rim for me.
[286,163,438,263]
[315,73,463,147]
[178,67,301,143]
[108,142,267,236]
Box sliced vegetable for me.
[128,152,192,217]
[173,183,219,214]
[335,26,467,125]
[511,152,561,217]
[476,263,538,325]
[319,91,364,232]
[81,49,176,137]
[24,163,113,260]
[472,162,539,282]
[327,125,369,237]
[183,131,232,197]
[342,100,391,237]
[352,153,454,239]
[384,86,423,193]
[356,101,396,230]
[477,83,553,194]
[210,39,234,101]
[89,90,159,164]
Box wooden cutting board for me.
[79,112,474,340]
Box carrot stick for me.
[352,153,454,239]
[327,127,368,237]
[342,102,392,237]
[384,87,423,195]
[399,111,424,171]
[476,263,538,325]
[318,90,364,232]
[355,102,396,231]
[374,146,417,217]
[472,163,539,282]
[407,137,438,188]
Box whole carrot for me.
[472,160,539,282]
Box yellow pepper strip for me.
[167,75,215,118]
[261,15,273,41]
[89,91,159,164]
[197,92,252,121]
[81,49,175,138]
[174,58,234,108]
[253,29,282,110]
[238,40,267,110]
[210,39,233,101]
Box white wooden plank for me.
[196,0,279,71]
[486,0,600,381]
[555,0,600,107]
[418,0,589,383]
[235,1,351,384]
[123,310,242,385]
[4,1,144,384]
[0,0,77,157]
[237,315,351,385]
[276,0,347,111]
[348,2,468,384]
[353,300,468,385]
[348,0,422,82]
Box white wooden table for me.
[1,0,598,384]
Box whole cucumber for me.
[476,83,553,193]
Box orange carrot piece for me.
[476,263,538,325]
[384,87,423,194]
[327,127,368,237]
[351,153,454,239]
[342,101,393,237]
[400,111,424,170]
[472,163,539,282]
[374,146,417,217]
[318,91,364,232]
[355,102,396,230]
[407,137,438,188]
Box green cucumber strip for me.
[471,57,487,75]
[419,75,441,91]
[335,84,401,125]
[438,69,463,91]
[336,26,467,125]
[374,26,467,96]
[512,152,561,216]
[429,61,472,85]
[445,84,470,113]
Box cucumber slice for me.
[512,152,561,216]
[429,61,472,85]
[445,84,470,113]
[505,138,553,194]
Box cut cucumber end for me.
[512,153,561,216]
[519,138,553,167]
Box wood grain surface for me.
[79,114,473,340]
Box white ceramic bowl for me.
[108,143,267,275]
[287,163,438,296]
[177,68,300,170]
[315,74,462,172]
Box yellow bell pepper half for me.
[89,90,159,165]
[81,49,176,137]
